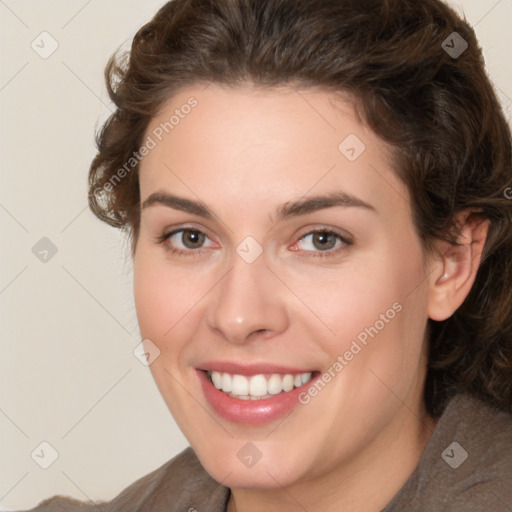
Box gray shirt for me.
[21,393,512,511]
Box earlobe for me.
[427,211,490,322]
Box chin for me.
[198,447,303,490]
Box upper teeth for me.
[208,371,313,398]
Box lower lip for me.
[197,369,319,425]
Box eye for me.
[156,228,215,254]
[291,229,352,257]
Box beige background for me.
[0,0,511,509]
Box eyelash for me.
[292,229,352,258]
[154,227,352,259]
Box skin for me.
[133,83,488,512]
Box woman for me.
[26,0,512,510]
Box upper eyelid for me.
[153,208,355,237]
[163,223,216,239]
[162,225,351,250]
[291,230,352,252]
[162,226,216,246]
[298,226,352,240]
[294,225,353,245]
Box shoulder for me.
[20,447,230,512]
[384,393,512,512]
[17,496,94,512]
[106,446,229,511]
[433,393,512,479]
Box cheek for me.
[133,248,192,343]
[133,246,218,355]
[133,266,172,340]
[300,242,428,375]
[285,260,414,349]
[132,249,203,418]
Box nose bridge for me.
[207,250,287,343]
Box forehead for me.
[139,83,409,220]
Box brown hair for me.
[88,0,512,417]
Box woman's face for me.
[134,83,433,489]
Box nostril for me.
[248,328,271,339]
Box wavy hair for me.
[88,0,512,417]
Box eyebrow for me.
[141,190,376,222]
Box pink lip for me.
[196,368,320,426]
[197,360,316,376]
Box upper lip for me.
[197,361,317,376]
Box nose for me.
[206,253,289,344]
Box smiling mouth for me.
[205,370,316,400]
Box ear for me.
[427,210,490,321]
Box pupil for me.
[314,232,335,250]
[184,230,204,248]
